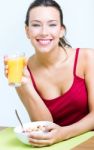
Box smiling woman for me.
[4,0,94,147]
[25,7,63,53]
[25,10,69,53]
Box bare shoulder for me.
[80,48,94,73]
[80,48,94,60]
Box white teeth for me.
[37,39,51,45]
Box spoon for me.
[15,109,24,130]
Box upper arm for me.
[84,49,94,111]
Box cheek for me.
[50,28,62,37]
[29,28,41,37]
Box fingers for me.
[28,123,56,140]
[45,123,56,132]
[24,58,28,66]
[4,65,8,77]
[28,132,51,140]
[28,123,57,147]
[4,55,8,65]
[4,56,8,77]
[28,137,53,147]
[23,66,30,78]
[20,66,33,85]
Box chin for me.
[38,48,53,53]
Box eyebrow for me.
[30,20,58,23]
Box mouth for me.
[36,39,53,46]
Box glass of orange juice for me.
[7,53,25,87]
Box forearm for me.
[61,112,94,140]
[16,83,53,122]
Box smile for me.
[36,39,53,46]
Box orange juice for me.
[8,55,25,87]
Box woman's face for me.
[25,6,64,53]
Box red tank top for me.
[28,48,89,126]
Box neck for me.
[35,46,68,68]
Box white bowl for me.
[14,121,52,145]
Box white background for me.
[0,0,94,127]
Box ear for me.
[59,26,65,38]
[25,25,30,39]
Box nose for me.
[41,25,48,36]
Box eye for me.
[49,24,57,27]
[31,24,41,27]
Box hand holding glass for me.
[6,53,25,87]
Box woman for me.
[5,0,94,147]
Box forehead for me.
[29,6,60,21]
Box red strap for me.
[27,66,38,91]
[73,48,80,76]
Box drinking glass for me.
[7,53,25,87]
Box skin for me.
[4,6,94,147]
